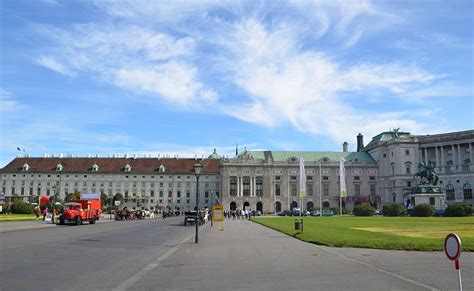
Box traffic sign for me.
[444,233,462,261]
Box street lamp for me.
[193,162,203,244]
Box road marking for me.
[316,245,439,291]
[112,233,194,291]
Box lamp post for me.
[193,162,203,243]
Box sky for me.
[1,0,473,167]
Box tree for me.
[65,191,81,202]
[113,193,124,205]
[101,193,109,206]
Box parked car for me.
[322,210,334,216]
[251,210,262,216]
[310,210,321,216]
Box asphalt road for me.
[0,216,194,290]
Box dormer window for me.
[22,163,29,172]
[56,163,63,172]
[92,163,99,172]
[125,164,131,172]
[159,165,165,173]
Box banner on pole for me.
[340,157,347,198]
[299,157,306,198]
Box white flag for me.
[340,157,347,197]
[299,157,306,198]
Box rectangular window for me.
[275,183,280,196]
[323,184,329,196]
[290,176,297,181]
[168,191,172,198]
[186,190,190,198]
[290,183,297,196]
[407,181,412,187]
[160,182,163,188]
[186,199,190,204]
[307,176,312,181]
[354,176,360,180]
[275,176,280,180]
[369,176,375,181]
[150,190,154,197]
[429,197,435,205]
[406,166,411,174]
[159,191,163,198]
[354,184,361,196]
[177,190,181,198]
[205,191,209,198]
[306,183,313,196]
[370,184,376,196]
[177,199,180,204]
[322,176,329,181]
[168,182,173,188]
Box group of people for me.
[224,209,253,220]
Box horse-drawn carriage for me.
[183,210,209,226]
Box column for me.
[452,145,456,170]
[470,143,473,170]
[440,146,445,174]
[423,148,428,164]
[457,144,462,169]
[435,146,439,170]
[237,177,241,197]
[250,177,253,197]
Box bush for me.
[443,204,473,217]
[11,201,35,214]
[329,207,349,215]
[382,204,407,216]
[353,203,375,216]
[413,204,436,217]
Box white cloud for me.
[218,18,440,142]
[36,55,76,77]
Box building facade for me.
[0,157,220,210]
[1,130,473,212]
[365,129,474,207]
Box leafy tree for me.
[65,191,81,202]
[113,193,124,205]
[101,193,109,206]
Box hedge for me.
[382,204,407,216]
[353,203,375,216]
[413,204,436,217]
[443,204,473,217]
[11,201,35,214]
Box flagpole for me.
[287,170,290,211]
[319,159,322,217]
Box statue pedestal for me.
[407,185,446,215]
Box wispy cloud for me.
[36,55,76,77]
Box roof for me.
[237,151,376,164]
[207,148,222,159]
[365,131,413,149]
[0,158,220,174]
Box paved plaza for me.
[128,219,473,291]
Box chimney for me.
[357,133,364,152]
[343,142,349,152]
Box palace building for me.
[1,130,473,212]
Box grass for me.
[252,216,474,251]
[0,214,37,222]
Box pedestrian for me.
[34,206,40,221]
[42,208,48,221]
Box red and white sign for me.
[444,233,462,261]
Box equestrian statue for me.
[414,161,439,185]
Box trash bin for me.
[295,219,301,230]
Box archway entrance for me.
[275,201,281,213]
[323,201,330,208]
[291,201,298,210]
[256,202,263,213]
[230,201,236,211]
[243,201,250,210]
[306,201,314,211]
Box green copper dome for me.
[208,148,222,159]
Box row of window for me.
[2,180,219,189]
[446,183,472,200]
[3,174,216,180]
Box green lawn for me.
[252,216,474,251]
[0,214,37,222]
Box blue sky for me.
[1,0,473,167]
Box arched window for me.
[275,201,281,213]
[306,201,314,211]
[291,201,298,210]
[323,201,330,208]
[405,162,412,174]
[22,163,29,172]
[446,184,455,201]
[230,201,237,211]
[159,165,165,173]
[230,178,237,196]
[92,163,99,172]
[463,183,472,200]
[125,164,131,172]
[256,202,263,213]
[392,193,397,203]
[256,178,263,196]
[243,178,250,196]
[243,201,250,210]
[56,163,63,172]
